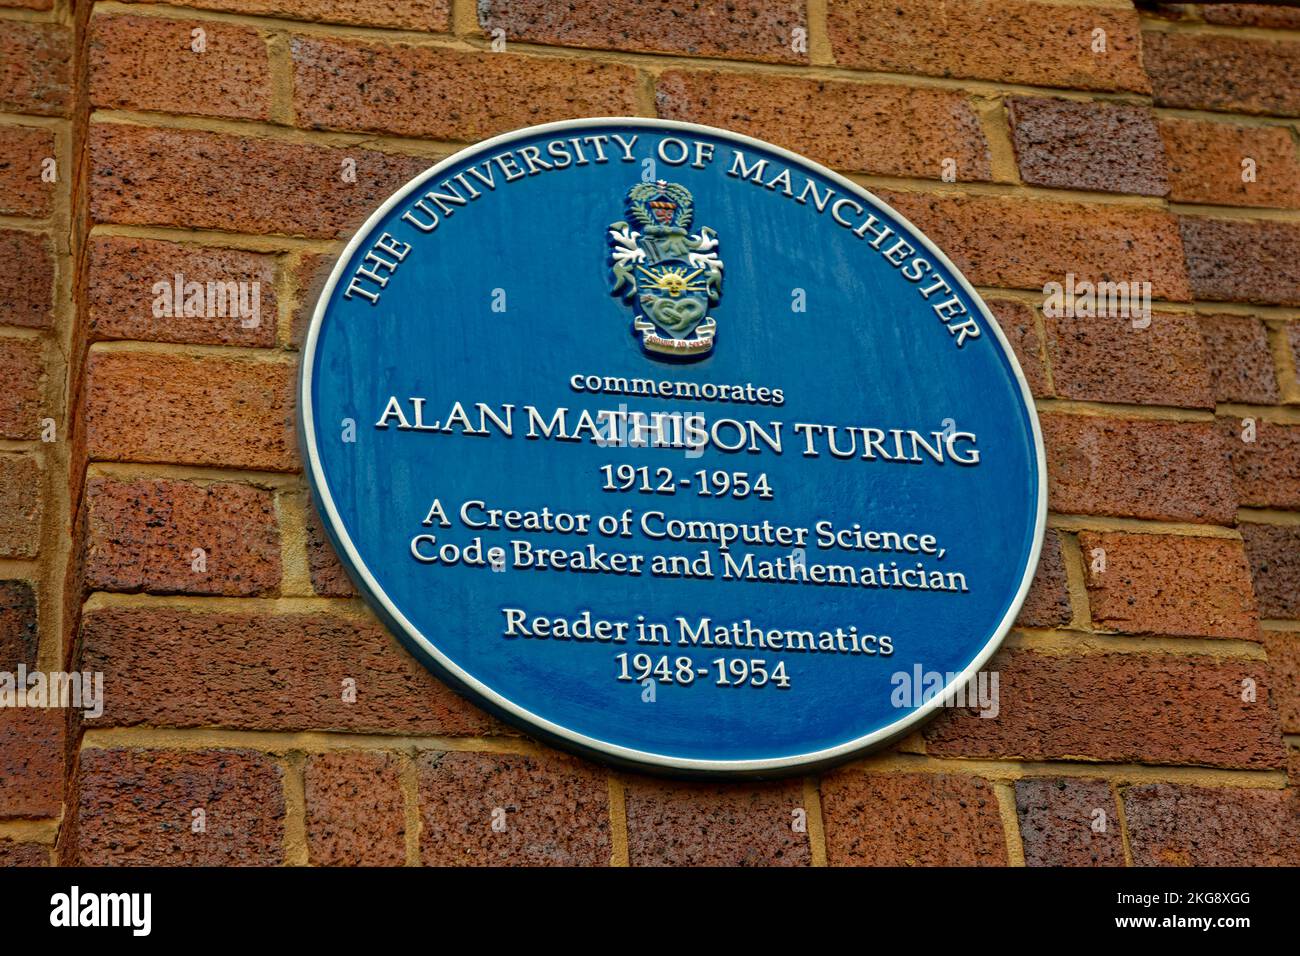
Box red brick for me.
[115,0,450,31]
[84,477,281,597]
[878,191,1190,300]
[0,22,70,117]
[1123,782,1299,866]
[83,350,296,472]
[0,841,47,866]
[820,771,1007,866]
[89,123,430,239]
[0,579,38,670]
[289,251,335,350]
[1180,217,1300,306]
[418,751,609,866]
[924,647,1285,770]
[828,0,1148,93]
[306,497,354,597]
[88,237,276,347]
[1144,31,1300,117]
[1044,311,1212,409]
[1016,529,1071,629]
[1008,98,1167,196]
[1160,119,1300,209]
[0,126,55,218]
[1220,417,1300,509]
[1202,4,1300,29]
[1259,630,1299,733]
[0,708,63,818]
[1198,314,1280,405]
[72,748,284,865]
[1040,414,1237,524]
[291,37,639,142]
[1015,778,1124,867]
[0,336,43,440]
[986,298,1049,398]
[78,605,502,735]
[1240,523,1300,619]
[480,0,806,64]
[0,454,41,559]
[1078,532,1259,640]
[624,779,809,866]
[0,229,54,329]
[305,751,406,866]
[90,15,271,121]
[656,71,990,181]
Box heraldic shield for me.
[608,180,724,359]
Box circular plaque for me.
[301,118,1046,777]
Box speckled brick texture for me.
[1123,783,1300,866]
[291,36,640,141]
[0,126,56,218]
[6,0,1298,868]
[417,751,610,866]
[89,14,272,120]
[305,751,407,866]
[0,336,44,440]
[1179,217,1300,306]
[479,0,807,64]
[1143,31,1300,117]
[83,351,297,472]
[0,708,64,818]
[1015,529,1071,628]
[1043,311,1213,409]
[624,778,810,866]
[1160,119,1300,209]
[0,840,47,866]
[657,71,992,181]
[0,454,41,559]
[924,648,1285,770]
[83,476,282,597]
[87,237,277,347]
[0,22,70,117]
[1040,414,1237,524]
[1219,418,1300,510]
[1015,778,1125,867]
[828,0,1148,92]
[1198,314,1280,405]
[70,749,285,865]
[115,0,451,31]
[1241,524,1300,620]
[89,124,431,238]
[78,606,505,735]
[820,772,1008,866]
[0,579,38,670]
[1078,532,1259,640]
[0,230,53,329]
[1008,97,1167,196]
[986,298,1050,398]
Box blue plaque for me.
[300,119,1046,777]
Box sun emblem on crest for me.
[608,180,724,360]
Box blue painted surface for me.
[302,120,1043,774]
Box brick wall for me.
[0,0,1297,866]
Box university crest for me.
[608,180,724,359]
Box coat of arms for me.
[608,180,724,359]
